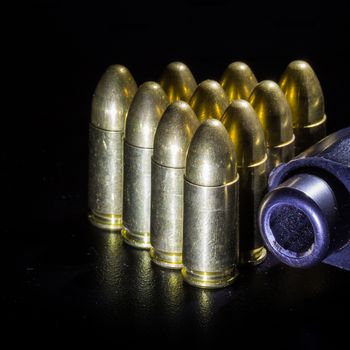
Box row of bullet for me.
[88,61,326,288]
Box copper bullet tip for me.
[160,62,197,103]
[189,80,229,122]
[279,60,326,153]
[91,64,137,131]
[125,82,169,148]
[222,99,266,167]
[279,60,325,127]
[220,62,258,102]
[185,119,237,186]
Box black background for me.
[3,1,350,347]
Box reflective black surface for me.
[4,211,350,346]
[5,1,350,347]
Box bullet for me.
[122,82,169,249]
[249,80,295,173]
[160,62,197,103]
[150,101,200,269]
[279,60,326,154]
[189,80,229,122]
[220,61,258,102]
[182,119,239,288]
[222,100,268,265]
[88,65,137,230]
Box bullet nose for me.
[160,62,197,103]
[185,119,237,187]
[279,60,325,128]
[189,80,229,122]
[222,99,266,167]
[91,64,137,131]
[249,80,295,171]
[125,82,169,148]
[279,60,326,153]
[153,101,200,168]
[249,80,294,148]
[220,61,258,102]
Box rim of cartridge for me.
[239,247,267,265]
[181,267,238,289]
[150,248,183,269]
[121,227,151,249]
[88,210,122,231]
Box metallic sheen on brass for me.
[122,82,169,249]
[189,80,229,122]
[182,119,239,288]
[222,100,267,265]
[150,101,199,269]
[160,62,197,103]
[220,61,258,102]
[88,65,137,230]
[249,80,295,173]
[279,60,326,154]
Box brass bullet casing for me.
[220,61,258,102]
[189,80,229,122]
[150,101,200,269]
[279,60,326,154]
[222,100,268,265]
[182,119,239,288]
[249,80,295,173]
[88,65,137,230]
[160,62,197,103]
[122,82,169,249]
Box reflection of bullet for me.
[279,60,326,154]
[220,62,258,102]
[222,100,268,265]
[88,65,137,230]
[160,62,197,103]
[122,82,169,249]
[150,101,199,269]
[189,80,229,122]
[249,80,295,173]
[182,119,239,289]
[152,268,184,326]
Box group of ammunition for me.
[88,60,326,288]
